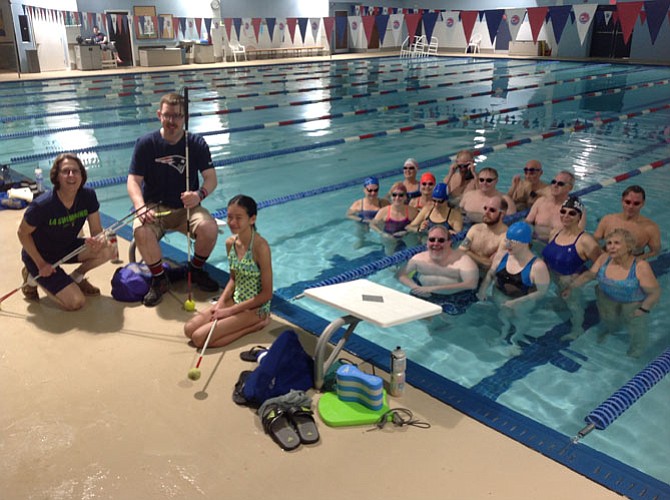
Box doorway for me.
[105,12,133,66]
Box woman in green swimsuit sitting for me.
[184,195,273,348]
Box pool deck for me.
[0,53,627,499]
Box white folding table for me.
[304,279,442,390]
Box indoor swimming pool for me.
[1,56,669,495]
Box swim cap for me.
[562,195,584,214]
[420,172,436,184]
[432,182,448,201]
[506,221,533,244]
[363,176,379,187]
[404,158,419,168]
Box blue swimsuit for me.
[542,231,587,276]
[495,253,537,298]
[596,257,646,303]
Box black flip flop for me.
[288,406,320,445]
[239,345,268,362]
[232,370,253,406]
[261,404,301,451]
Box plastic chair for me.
[466,33,482,54]
[427,37,439,56]
[228,41,247,62]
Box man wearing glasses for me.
[459,167,516,224]
[396,225,479,315]
[593,185,660,260]
[459,195,509,274]
[526,170,584,243]
[127,93,219,307]
[507,159,550,211]
[443,150,477,205]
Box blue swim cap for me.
[432,182,448,201]
[363,176,379,187]
[506,221,533,243]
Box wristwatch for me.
[210,0,220,9]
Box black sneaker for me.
[190,267,219,292]
[143,274,169,307]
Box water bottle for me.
[389,346,406,397]
[35,168,44,193]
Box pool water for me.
[2,56,669,492]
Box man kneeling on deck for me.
[396,225,479,315]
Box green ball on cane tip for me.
[188,368,201,381]
[184,299,196,312]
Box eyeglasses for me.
[559,209,579,216]
[551,179,568,187]
[421,182,435,187]
[457,164,470,169]
[391,192,406,198]
[160,113,184,121]
[428,237,447,243]
[432,199,446,204]
[479,177,496,184]
[403,166,416,171]
[623,200,642,206]
[524,168,541,173]
[483,206,499,213]
[366,188,379,193]
[60,168,82,176]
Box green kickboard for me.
[317,391,390,427]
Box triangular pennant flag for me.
[548,5,572,44]
[223,18,232,40]
[348,16,362,47]
[484,9,504,45]
[266,18,276,42]
[506,9,526,41]
[460,10,479,44]
[233,18,242,40]
[404,13,422,39]
[286,17,297,43]
[443,11,459,32]
[178,18,186,39]
[323,17,335,46]
[204,18,212,43]
[310,18,321,44]
[297,17,308,43]
[527,7,548,43]
[422,12,439,40]
[604,11,613,26]
[242,18,252,40]
[644,0,670,44]
[617,2,643,45]
[362,15,376,46]
[252,18,262,43]
[640,11,647,25]
[389,13,404,45]
[375,15,390,45]
[195,18,203,39]
[573,4,598,45]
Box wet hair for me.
[621,185,646,200]
[390,181,408,193]
[228,194,258,230]
[49,153,87,191]
[428,224,450,240]
[556,170,575,186]
[478,167,498,179]
[605,228,636,252]
[159,93,184,113]
[456,149,474,162]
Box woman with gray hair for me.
[563,228,660,358]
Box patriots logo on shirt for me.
[156,155,187,174]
